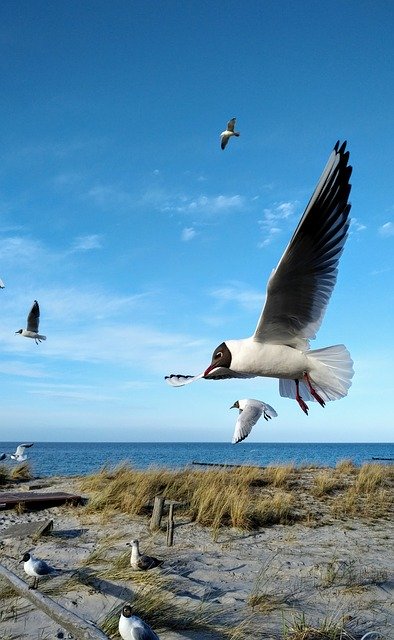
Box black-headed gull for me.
[20,551,60,589]
[220,117,240,150]
[230,399,278,444]
[10,442,34,462]
[15,300,46,344]
[119,604,160,640]
[126,539,163,571]
[166,141,354,415]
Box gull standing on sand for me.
[166,141,354,415]
[220,117,240,150]
[10,443,34,462]
[20,551,60,589]
[119,604,160,640]
[230,399,278,444]
[126,539,163,571]
[15,300,46,344]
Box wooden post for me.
[166,503,175,547]
[0,562,110,640]
[150,495,165,531]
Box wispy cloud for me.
[350,217,367,233]
[171,194,245,214]
[378,221,394,237]
[87,184,135,209]
[71,234,102,252]
[209,281,265,312]
[181,227,197,242]
[258,200,298,247]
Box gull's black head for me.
[122,604,132,618]
[204,342,232,377]
[21,552,31,562]
[230,400,240,410]
[15,329,23,335]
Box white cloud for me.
[71,234,102,251]
[378,221,394,237]
[209,281,265,312]
[258,200,298,246]
[162,193,245,215]
[181,227,197,242]
[350,218,367,233]
[87,184,135,209]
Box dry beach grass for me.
[0,461,392,639]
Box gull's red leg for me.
[295,379,309,415]
[303,372,326,407]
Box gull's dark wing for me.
[227,117,236,131]
[27,300,40,332]
[254,141,352,349]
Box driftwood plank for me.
[0,562,110,640]
[1,519,53,540]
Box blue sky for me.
[0,0,393,443]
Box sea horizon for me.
[1,441,393,478]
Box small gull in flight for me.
[20,551,60,589]
[0,278,4,288]
[166,141,354,415]
[0,452,6,461]
[10,442,34,462]
[230,399,278,444]
[15,300,46,344]
[220,117,240,150]
[119,604,160,640]
[126,539,163,571]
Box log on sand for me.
[0,562,110,640]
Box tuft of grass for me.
[319,557,388,589]
[335,459,357,475]
[264,463,296,488]
[10,461,32,481]
[283,611,353,639]
[312,471,344,497]
[0,464,10,485]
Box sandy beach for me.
[0,467,393,639]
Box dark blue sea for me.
[0,442,393,478]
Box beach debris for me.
[220,117,240,150]
[2,519,53,541]
[15,299,47,344]
[0,490,82,511]
[10,442,34,462]
[230,398,278,444]
[165,141,354,415]
[126,539,163,571]
[20,551,61,589]
[119,604,160,640]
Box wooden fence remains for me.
[149,495,188,546]
[0,562,110,640]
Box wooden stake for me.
[166,503,175,547]
[150,495,165,531]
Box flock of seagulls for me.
[166,138,354,436]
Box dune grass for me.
[79,460,393,532]
[10,462,32,481]
[0,464,10,485]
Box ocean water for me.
[0,441,392,478]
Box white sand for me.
[0,476,392,639]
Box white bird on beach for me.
[119,604,160,640]
[20,551,60,589]
[126,539,163,571]
[15,300,46,344]
[230,399,278,444]
[166,141,354,415]
[220,117,240,150]
[10,443,34,462]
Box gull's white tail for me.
[279,344,354,403]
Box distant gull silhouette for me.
[166,141,354,415]
[119,604,160,640]
[10,443,34,462]
[20,551,60,589]
[230,399,278,444]
[15,300,46,344]
[220,117,240,150]
[0,278,4,288]
[126,539,163,571]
